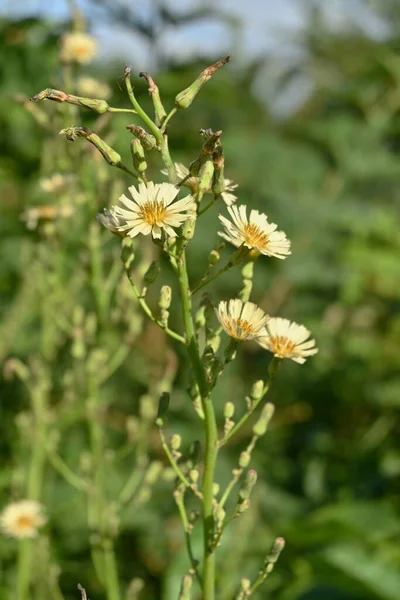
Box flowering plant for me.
[9,38,318,600]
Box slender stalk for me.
[174,489,203,587]
[218,359,279,448]
[160,107,178,133]
[107,107,137,114]
[158,426,202,499]
[103,540,121,600]
[191,261,235,296]
[176,252,218,600]
[17,376,49,600]
[89,222,107,326]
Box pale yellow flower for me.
[39,173,73,194]
[215,299,269,341]
[162,162,238,206]
[96,207,127,237]
[0,500,47,539]
[218,205,291,259]
[257,317,318,364]
[110,182,196,240]
[60,32,98,64]
[76,76,111,100]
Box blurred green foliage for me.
[0,5,400,600]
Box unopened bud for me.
[224,402,235,419]
[238,469,257,502]
[144,261,160,285]
[239,451,251,469]
[140,72,167,127]
[198,158,214,193]
[145,461,163,485]
[208,242,225,268]
[130,139,147,174]
[214,505,225,525]
[189,469,199,484]
[126,124,157,150]
[170,434,182,451]
[211,146,225,195]
[182,217,196,241]
[59,127,122,166]
[31,88,109,114]
[178,574,192,600]
[253,403,275,437]
[250,380,264,402]
[212,482,220,496]
[159,285,172,310]
[175,54,231,109]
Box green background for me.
[0,3,399,599]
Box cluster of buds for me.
[223,402,235,436]
[245,380,265,411]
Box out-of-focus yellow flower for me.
[257,318,318,364]
[0,500,47,539]
[60,32,98,64]
[76,76,111,100]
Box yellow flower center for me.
[16,515,34,531]
[270,336,296,357]
[226,318,255,340]
[140,201,167,226]
[243,224,269,248]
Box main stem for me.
[176,253,218,600]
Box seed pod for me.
[175,54,231,109]
[31,88,109,114]
[130,139,147,174]
[140,72,167,127]
[126,124,157,150]
[253,403,275,437]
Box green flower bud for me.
[32,88,109,114]
[130,139,147,174]
[253,403,275,437]
[239,451,251,469]
[59,127,122,166]
[178,574,192,600]
[250,380,264,402]
[211,146,225,195]
[238,469,257,502]
[224,402,235,419]
[198,157,214,193]
[175,54,231,109]
[208,241,225,267]
[140,71,167,127]
[126,124,157,150]
[159,285,172,310]
[145,461,163,485]
[189,469,199,484]
[170,434,181,451]
[144,260,160,285]
[182,217,196,241]
[212,482,220,496]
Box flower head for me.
[39,173,73,194]
[96,207,127,237]
[162,162,238,206]
[218,205,291,259]
[215,299,269,341]
[76,76,111,100]
[0,500,47,539]
[60,32,98,64]
[257,318,318,364]
[109,182,196,240]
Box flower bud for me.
[253,403,275,437]
[239,451,251,469]
[143,260,160,285]
[145,461,163,485]
[198,158,214,193]
[170,434,181,451]
[178,574,192,600]
[189,469,199,484]
[238,469,257,502]
[211,146,225,195]
[224,402,235,419]
[140,72,167,127]
[126,125,157,150]
[208,241,225,268]
[182,217,196,241]
[159,285,172,311]
[212,483,220,496]
[59,127,122,166]
[250,380,264,402]
[32,88,109,114]
[175,54,231,109]
[130,139,147,174]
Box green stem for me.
[103,540,121,600]
[124,262,185,344]
[46,448,89,491]
[107,107,137,114]
[191,261,234,296]
[89,222,107,327]
[218,359,279,448]
[124,74,161,143]
[174,490,203,587]
[176,252,218,600]
[160,107,178,133]
[158,426,202,499]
